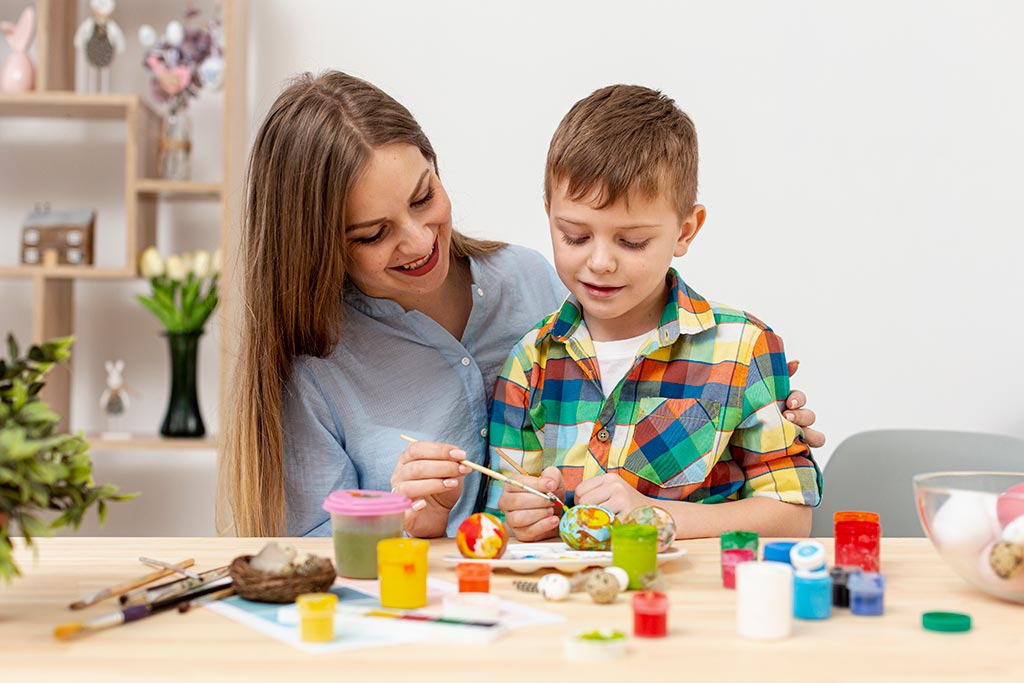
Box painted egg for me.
[622,505,677,552]
[456,512,508,559]
[996,483,1024,528]
[559,504,615,551]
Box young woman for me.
[220,71,823,538]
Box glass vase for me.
[159,109,192,180]
[160,330,205,438]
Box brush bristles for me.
[54,623,83,640]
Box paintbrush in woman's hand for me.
[399,434,568,512]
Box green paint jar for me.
[720,530,759,553]
[323,490,411,579]
[612,524,659,590]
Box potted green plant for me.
[0,335,133,582]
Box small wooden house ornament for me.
[21,207,96,266]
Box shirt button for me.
[477,288,484,297]
[596,428,610,442]
[480,427,488,437]
[461,357,471,366]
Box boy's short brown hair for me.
[545,84,698,217]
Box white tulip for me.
[211,248,222,275]
[192,250,211,279]
[139,246,164,278]
[165,255,186,281]
[164,20,184,46]
[180,251,195,276]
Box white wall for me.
[249,0,1024,467]
[2,1,1022,533]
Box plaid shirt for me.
[486,269,821,512]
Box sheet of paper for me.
[206,577,562,654]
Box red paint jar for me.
[721,548,756,589]
[834,511,881,571]
[632,591,669,638]
[456,562,491,593]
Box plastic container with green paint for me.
[323,489,411,579]
[612,524,658,589]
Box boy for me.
[487,85,821,541]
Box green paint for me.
[612,524,659,590]
[332,529,391,579]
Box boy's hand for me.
[784,360,825,448]
[391,441,471,538]
[574,473,648,515]
[498,466,565,542]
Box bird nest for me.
[229,554,336,603]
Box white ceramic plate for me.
[440,542,687,574]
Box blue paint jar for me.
[763,541,797,565]
[848,571,885,616]
[793,569,832,620]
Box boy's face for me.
[547,178,705,341]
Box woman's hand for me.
[785,360,825,448]
[498,466,565,542]
[391,441,470,538]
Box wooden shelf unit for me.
[85,435,219,452]
[0,0,248,446]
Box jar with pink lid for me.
[322,489,411,579]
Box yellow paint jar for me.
[378,538,429,609]
[295,592,338,642]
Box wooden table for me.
[2,537,1020,682]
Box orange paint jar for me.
[456,563,491,593]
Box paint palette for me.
[441,542,687,574]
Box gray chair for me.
[810,429,1024,537]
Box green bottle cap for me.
[922,611,972,633]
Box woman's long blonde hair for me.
[220,71,503,536]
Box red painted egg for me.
[456,512,508,559]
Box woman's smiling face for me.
[344,143,454,305]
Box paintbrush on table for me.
[69,558,196,610]
[120,566,230,605]
[139,557,201,579]
[55,576,233,640]
[399,434,568,512]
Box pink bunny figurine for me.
[1,6,35,93]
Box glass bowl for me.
[913,471,1024,603]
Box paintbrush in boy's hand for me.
[399,434,568,512]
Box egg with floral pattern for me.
[559,504,615,551]
[456,512,509,559]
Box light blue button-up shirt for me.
[282,245,566,537]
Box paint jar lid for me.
[763,541,798,564]
[721,530,759,550]
[442,592,502,622]
[564,629,628,661]
[834,511,880,524]
[922,611,972,633]
[847,571,885,595]
[631,590,669,615]
[790,540,827,572]
[323,489,411,516]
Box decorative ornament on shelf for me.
[1,5,35,93]
[139,6,224,180]
[136,246,221,438]
[73,0,126,93]
[99,359,131,440]
[0,335,134,582]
